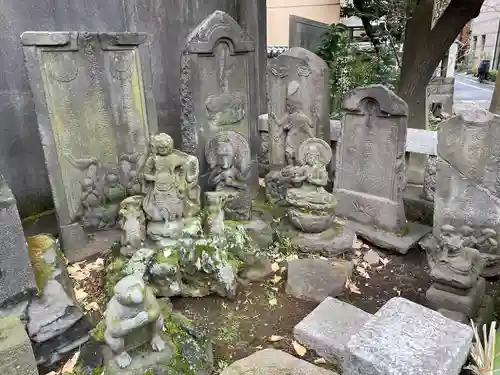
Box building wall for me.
[470,0,500,68]
[267,0,341,45]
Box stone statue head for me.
[297,138,332,168]
[482,228,497,239]
[440,224,463,255]
[114,275,145,306]
[82,177,94,191]
[106,173,119,184]
[460,225,473,236]
[216,139,235,169]
[205,191,226,213]
[151,133,174,156]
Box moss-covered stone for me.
[26,234,57,294]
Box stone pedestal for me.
[0,316,38,375]
[103,344,174,375]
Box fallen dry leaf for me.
[268,335,284,342]
[85,301,100,311]
[314,358,327,365]
[271,275,282,284]
[61,350,80,374]
[352,238,363,249]
[74,288,88,302]
[292,340,307,357]
[356,266,370,279]
[380,257,390,266]
[345,278,361,294]
[271,262,280,272]
[268,297,278,306]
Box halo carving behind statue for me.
[297,138,332,165]
[205,130,250,173]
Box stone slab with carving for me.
[22,31,157,261]
[434,109,500,276]
[181,11,259,196]
[334,85,430,252]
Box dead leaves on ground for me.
[292,340,307,356]
[68,258,105,312]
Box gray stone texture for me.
[334,85,408,233]
[427,77,455,115]
[291,225,356,257]
[0,174,37,306]
[344,297,473,375]
[294,297,372,365]
[289,15,328,53]
[220,349,338,375]
[0,316,38,375]
[402,185,434,226]
[426,277,486,318]
[0,0,266,218]
[22,32,157,257]
[434,110,500,260]
[267,47,330,169]
[286,259,351,303]
[180,11,259,195]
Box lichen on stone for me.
[26,234,58,294]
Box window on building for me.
[481,34,486,51]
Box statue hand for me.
[135,311,150,326]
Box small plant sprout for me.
[466,320,499,375]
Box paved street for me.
[454,73,493,112]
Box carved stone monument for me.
[426,225,487,322]
[206,130,251,220]
[0,173,37,306]
[334,85,430,253]
[283,139,355,255]
[22,32,157,261]
[265,47,329,203]
[433,109,500,276]
[181,11,259,196]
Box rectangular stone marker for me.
[22,32,157,261]
[288,15,328,53]
[0,174,37,306]
[334,85,430,253]
[427,77,455,115]
[181,11,259,193]
[344,297,473,375]
[434,109,500,263]
[0,316,39,375]
[267,47,329,169]
[294,297,372,365]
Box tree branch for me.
[353,0,381,53]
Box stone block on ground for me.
[347,220,431,254]
[286,259,352,303]
[0,315,38,375]
[294,297,372,365]
[344,297,473,375]
[220,348,338,375]
[104,345,174,375]
[426,277,485,318]
[291,225,356,257]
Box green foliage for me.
[90,319,106,342]
[317,23,399,119]
[489,69,498,83]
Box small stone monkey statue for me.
[104,275,166,368]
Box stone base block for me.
[220,349,337,375]
[104,344,174,375]
[438,309,468,324]
[294,297,372,365]
[346,220,431,254]
[426,277,485,318]
[475,294,495,328]
[0,316,38,375]
[344,297,472,375]
[291,225,356,257]
[402,185,434,226]
[64,228,121,263]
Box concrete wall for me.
[470,0,500,68]
[0,0,266,217]
[267,0,340,45]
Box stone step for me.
[220,348,338,375]
[293,297,372,366]
[344,297,473,375]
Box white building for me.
[470,0,500,69]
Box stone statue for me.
[119,196,146,256]
[103,171,126,202]
[119,152,143,196]
[204,192,226,236]
[142,133,201,223]
[104,275,165,369]
[430,224,483,289]
[206,130,252,220]
[269,81,314,166]
[477,228,499,254]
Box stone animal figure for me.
[118,196,146,256]
[104,275,165,368]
